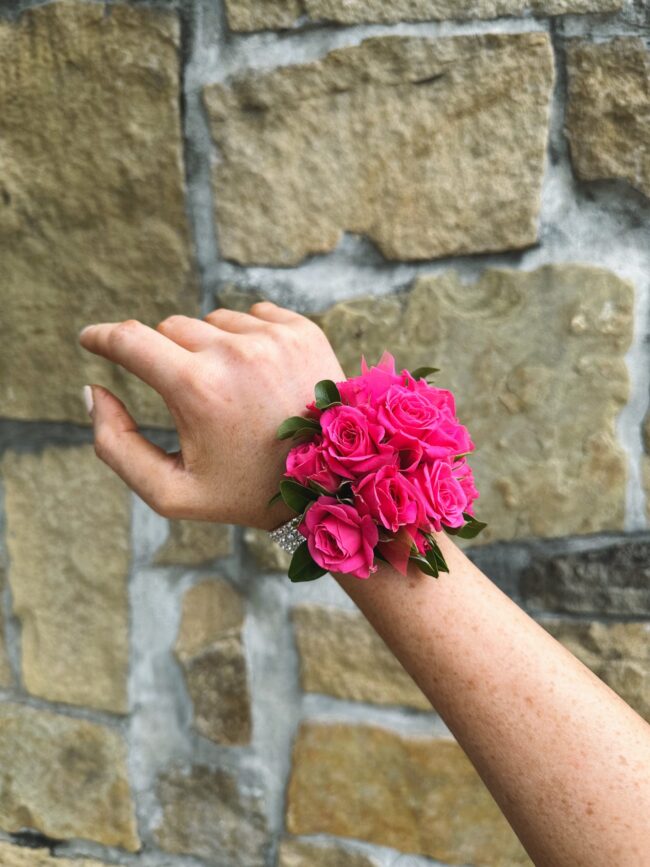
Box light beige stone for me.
[175,579,252,745]
[205,33,554,265]
[225,0,622,31]
[2,447,130,713]
[286,722,530,866]
[0,842,110,867]
[0,1,197,426]
[0,703,139,851]
[316,264,633,544]
[292,604,430,709]
[279,838,379,867]
[244,526,292,572]
[155,520,234,566]
[0,563,12,688]
[155,764,268,865]
[565,38,650,198]
[541,620,650,721]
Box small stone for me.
[291,604,430,709]
[155,520,234,566]
[540,620,649,721]
[278,838,379,867]
[205,32,553,265]
[521,539,650,615]
[225,0,622,31]
[286,722,530,865]
[565,37,650,198]
[0,842,110,867]
[155,764,269,866]
[2,446,130,713]
[319,264,633,545]
[175,579,252,745]
[0,703,139,851]
[244,527,292,572]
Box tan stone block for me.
[0,703,139,851]
[244,526,292,572]
[541,620,650,721]
[292,604,430,709]
[278,838,379,867]
[0,1,197,425]
[318,264,633,544]
[565,38,650,198]
[205,33,553,265]
[0,563,12,688]
[175,579,252,745]
[155,764,268,865]
[286,722,530,865]
[2,446,130,712]
[154,520,234,566]
[225,0,621,30]
[0,842,110,867]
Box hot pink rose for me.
[411,459,468,532]
[352,464,427,533]
[320,404,396,480]
[299,496,379,579]
[452,456,480,516]
[284,436,341,492]
[337,350,404,408]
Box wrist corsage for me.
[268,351,486,582]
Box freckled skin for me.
[79,303,650,867]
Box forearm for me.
[332,531,650,867]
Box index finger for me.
[79,319,190,394]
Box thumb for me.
[84,384,194,518]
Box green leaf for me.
[456,514,488,539]
[410,366,440,380]
[267,490,283,507]
[276,416,321,440]
[314,379,342,409]
[288,541,328,582]
[279,479,319,514]
[307,479,332,496]
[425,541,449,574]
[408,553,439,578]
[453,452,472,462]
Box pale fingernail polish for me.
[83,385,94,416]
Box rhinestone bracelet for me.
[268,514,304,554]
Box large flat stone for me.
[278,838,379,867]
[225,0,622,30]
[316,264,633,544]
[205,33,553,265]
[175,579,252,745]
[0,703,139,851]
[541,620,649,721]
[154,520,234,566]
[244,526,292,572]
[0,1,197,425]
[521,539,650,615]
[2,447,130,713]
[155,764,269,865]
[0,842,110,867]
[565,37,650,199]
[292,604,430,709]
[286,722,530,865]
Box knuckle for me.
[249,300,274,313]
[110,319,140,348]
[93,432,110,463]
[157,314,184,332]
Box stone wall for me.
[1,1,649,866]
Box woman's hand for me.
[79,301,345,530]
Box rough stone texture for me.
[292,604,430,709]
[155,764,269,865]
[315,264,633,545]
[154,520,234,566]
[0,1,197,426]
[244,526,292,572]
[521,539,650,615]
[0,563,12,688]
[0,703,139,851]
[225,0,622,31]
[278,838,379,867]
[0,843,110,867]
[643,411,650,522]
[205,33,554,265]
[286,722,530,866]
[565,38,650,199]
[1,446,130,713]
[175,579,252,745]
[541,620,649,721]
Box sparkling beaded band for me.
[268,514,304,554]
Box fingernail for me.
[83,385,94,417]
